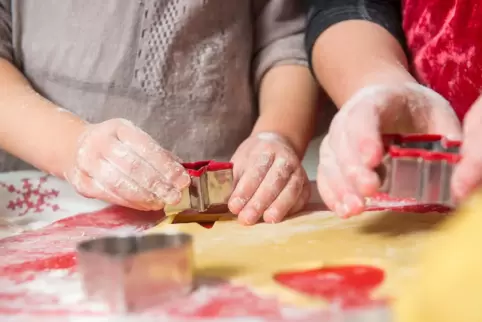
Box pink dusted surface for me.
[0,172,451,321]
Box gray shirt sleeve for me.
[252,0,308,91]
[0,0,12,62]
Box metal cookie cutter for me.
[76,233,193,313]
[164,160,234,215]
[376,134,461,207]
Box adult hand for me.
[64,119,190,211]
[317,83,462,218]
[229,132,310,225]
[452,95,482,201]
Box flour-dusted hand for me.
[452,96,482,201]
[64,119,190,211]
[318,83,462,218]
[228,132,310,225]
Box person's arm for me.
[305,0,413,107]
[306,0,463,218]
[0,3,190,211]
[227,1,318,225]
[254,65,319,159]
[0,1,86,177]
[252,0,320,158]
[0,62,87,180]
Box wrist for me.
[312,20,416,108]
[250,127,308,159]
[49,119,89,180]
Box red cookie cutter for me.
[164,160,234,214]
[376,134,461,207]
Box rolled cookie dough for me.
[395,190,482,322]
[149,209,448,307]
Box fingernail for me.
[240,208,258,225]
[343,194,364,212]
[164,189,181,204]
[335,202,350,218]
[264,208,279,223]
[175,171,191,189]
[146,199,164,211]
[229,197,246,212]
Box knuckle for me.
[266,185,282,201]
[301,185,311,202]
[150,179,167,195]
[274,158,295,179]
[255,152,275,169]
[108,118,132,128]
[249,199,264,212]
[163,161,184,181]
[73,179,89,197]
[126,156,142,175]
[289,173,305,192]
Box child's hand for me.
[318,83,462,218]
[452,95,482,201]
[228,132,310,225]
[64,119,190,211]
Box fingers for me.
[80,154,163,210]
[101,139,181,204]
[262,168,306,223]
[316,162,338,211]
[236,156,297,225]
[329,114,382,198]
[405,83,463,139]
[228,151,275,215]
[452,158,482,201]
[228,133,310,225]
[317,138,365,218]
[426,111,463,140]
[452,102,482,200]
[315,83,464,219]
[68,166,158,211]
[70,119,189,210]
[290,179,311,214]
[114,119,190,190]
[316,105,383,218]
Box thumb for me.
[410,85,463,139]
[342,107,384,169]
[427,107,463,140]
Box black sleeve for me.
[304,0,404,67]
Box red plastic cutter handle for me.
[389,146,461,163]
[382,134,461,164]
[382,134,446,147]
[181,160,233,177]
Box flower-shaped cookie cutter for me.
[376,134,461,207]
